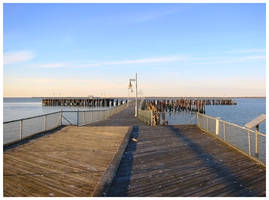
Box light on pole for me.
[128,73,138,117]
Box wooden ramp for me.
[4,126,131,197]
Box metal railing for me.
[196,112,266,165]
[3,103,128,146]
[4,111,62,145]
[138,109,152,125]
[78,103,128,126]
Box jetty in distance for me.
[42,96,237,107]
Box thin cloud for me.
[103,7,181,25]
[225,49,266,54]
[194,55,265,65]
[102,56,186,65]
[131,8,180,23]
[4,51,35,65]
[32,55,187,68]
[34,63,66,68]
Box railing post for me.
[223,122,226,141]
[83,111,86,126]
[207,117,209,131]
[248,130,251,156]
[196,112,199,127]
[43,115,47,131]
[255,131,259,157]
[77,109,79,126]
[150,110,153,126]
[19,120,23,140]
[216,117,220,135]
[60,111,63,126]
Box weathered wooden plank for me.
[4,126,130,197]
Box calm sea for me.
[3,97,266,133]
[162,98,266,133]
[3,97,109,122]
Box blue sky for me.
[3,3,266,97]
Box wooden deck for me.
[89,102,266,197]
[4,126,130,197]
[4,102,266,197]
[107,125,265,197]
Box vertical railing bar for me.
[248,130,251,156]
[19,120,23,140]
[77,109,79,126]
[223,121,226,141]
[59,111,62,127]
[150,110,153,126]
[43,115,47,131]
[207,117,209,131]
[197,112,199,127]
[83,111,86,126]
[255,131,259,157]
[60,110,63,126]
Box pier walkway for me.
[4,102,265,197]
[88,102,266,197]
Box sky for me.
[3,3,266,97]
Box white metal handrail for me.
[196,112,266,165]
[138,109,152,125]
[3,103,128,146]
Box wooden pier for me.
[4,102,265,197]
[41,97,236,108]
[42,97,128,107]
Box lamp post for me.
[128,73,138,117]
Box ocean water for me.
[166,98,266,133]
[3,97,109,122]
[3,97,266,133]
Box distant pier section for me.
[42,97,128,107]
[42,97,236,108]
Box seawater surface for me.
[166,98,266,133]
[3,97,109,122]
